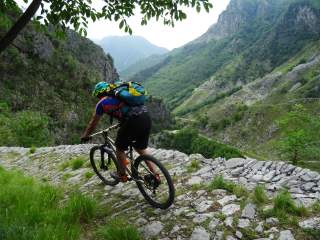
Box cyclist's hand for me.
[80,136,90,143]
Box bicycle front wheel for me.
[90,145,120,186]
[132,155,175,209]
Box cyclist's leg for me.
[135,148,160,180]
[115,148,128,175]
[114,122,132,181]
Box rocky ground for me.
[0,145,319,240]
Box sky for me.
[18,0,230,50]
[87,0,230,50]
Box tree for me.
[277,104,320,165]
[0,0,213,53]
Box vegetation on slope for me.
[0,167,142,240]
[157,128,243,159]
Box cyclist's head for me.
[92,82,113,98]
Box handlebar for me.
[89,124,120,138]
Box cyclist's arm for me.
[81,105,102,138]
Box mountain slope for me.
[97,35,168,72]
[0,6,119,145]
[129,0,320,111]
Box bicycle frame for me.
[89,124,136,178]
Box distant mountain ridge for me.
[96,35,168,72]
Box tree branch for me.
[0,0,42,54]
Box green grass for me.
[62,173,72,181]
[208,175,248,198]
[84,171,94,179]
[97,218,141,240]
[71,157,86,170]
[187,159,200,173]
[251,185,268,205]
[59,161,70,171]
[263,190,308,224]
[29,146,36,154]
[0,168,97,240]
[59,156,87,171]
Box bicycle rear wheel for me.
[132,155,175,209]
[90,145,120,186]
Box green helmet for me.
[92,82,113,97]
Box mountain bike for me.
[88,124,175,209]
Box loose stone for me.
[241,203,256,219]
[190,227,210,240]
[279,230,295,240]
[222,204,240,216]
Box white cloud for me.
[87,0,230,50]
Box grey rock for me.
[225,158,247,169]
[170,225,180,234]
[226,236,237,240]
[190,227,210,240]
[279,230,295,240]
[263,170,276,182]
[214,231,224,240]
[266,218,279,225]
[143,221,163,237]
[196,200,214,213]
[255,222,264,233]
[302,182,316,191]
[238,218,251,228]
[222,204,240,216]
[224,217,233,227]
[218,195,237,206]
[251,174,264,182]
[236,231,243,239]
[208,217,221,231]
[211,189,227,195]
[231,167,244,176]
[299,217,320,230]
[193,213,214,223]
[187,176,203,185]
[241,203,256,219]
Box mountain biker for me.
[81,81,156,182]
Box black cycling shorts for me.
[115,112,151,151]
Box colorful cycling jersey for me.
[95,96,127,120]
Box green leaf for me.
[119,19,124,29]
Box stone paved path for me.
[0,145,320,240]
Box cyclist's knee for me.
[135,148,148,155]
